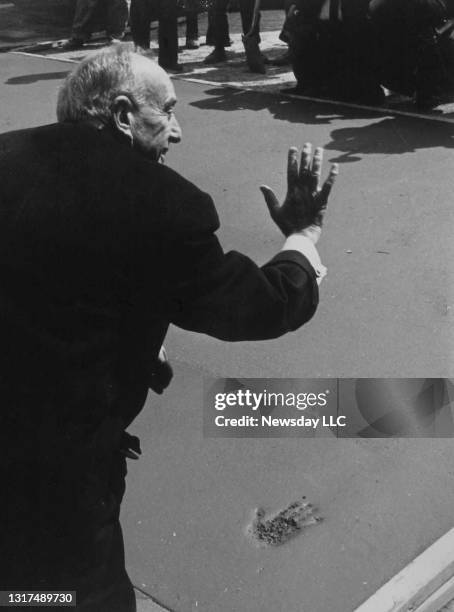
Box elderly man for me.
[0,47,337,611]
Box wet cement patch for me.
[248,497,322,546]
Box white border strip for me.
[414,575,454,612]
[354,527,454,612]
[11,50,79,64]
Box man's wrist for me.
[294,226,321,244]
[281,232,327,285]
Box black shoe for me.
[271,50,291,66]
[261,53,270,65]
[206,37,232,47]
[186,38,199,49]
[358,86,386,106]
[107,34,124,45]
[247,59,266,74]
[280,84,323,96]
[160,62,184,73]
[243,36,266,74]
[414,89,452,110]
[280,85,305,95]
[59,37,85,50]
[203,49,227,64]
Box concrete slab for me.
[122,366,454,612]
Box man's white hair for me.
[57,46,148,123]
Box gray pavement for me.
[1,45,454,612]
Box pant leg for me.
[76,521,136,612]
[71,0,101,40]
[239,0,260,37]
[369,0,418,94]
[370,0,449,97]
[212,0,230,49]
[279,0,296,43]
[105,0,129,38]
[186,9,199,40]
[130,0,153,48]
[157,0,179,67]
[412,1,452,100]
[185,0,200,38]
[291,25,323,91]
[2,451,135,612]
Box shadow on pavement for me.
[6,70,69,84]
[190,87,377,125]
[326,117,454,163]
[191,88,454,161]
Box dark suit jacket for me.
[0,121,319,586]
[0,121,319,430]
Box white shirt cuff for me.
[281,234,327,285]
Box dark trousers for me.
[130,0,179,68]
[369,0,452,96]
[239,0,260,36]
[208,0,260,49]
[287,0,382,101]
[2,452,135,612]
[185,0,199,40]
[71,0,128,40]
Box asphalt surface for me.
[1,49,454,612]
[4,50,453,378]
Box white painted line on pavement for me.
[11,50,78,64]
[284,92,454,125]
[354,526,454,612]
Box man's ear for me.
[111,94,135,139]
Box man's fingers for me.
[260,185,280,217]
[309,146,323,192]
[318,163,339,205]
[299,142,312,177]
[287,147,299,188]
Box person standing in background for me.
[61,0,129,50]
[130,0,182,71]
[185,0,200,48]
[369,0,454,108]
[203,0,267,73]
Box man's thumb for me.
[260,185,279,217]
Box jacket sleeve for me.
[163,186,319,342]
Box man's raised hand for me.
[260,144,339,243]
